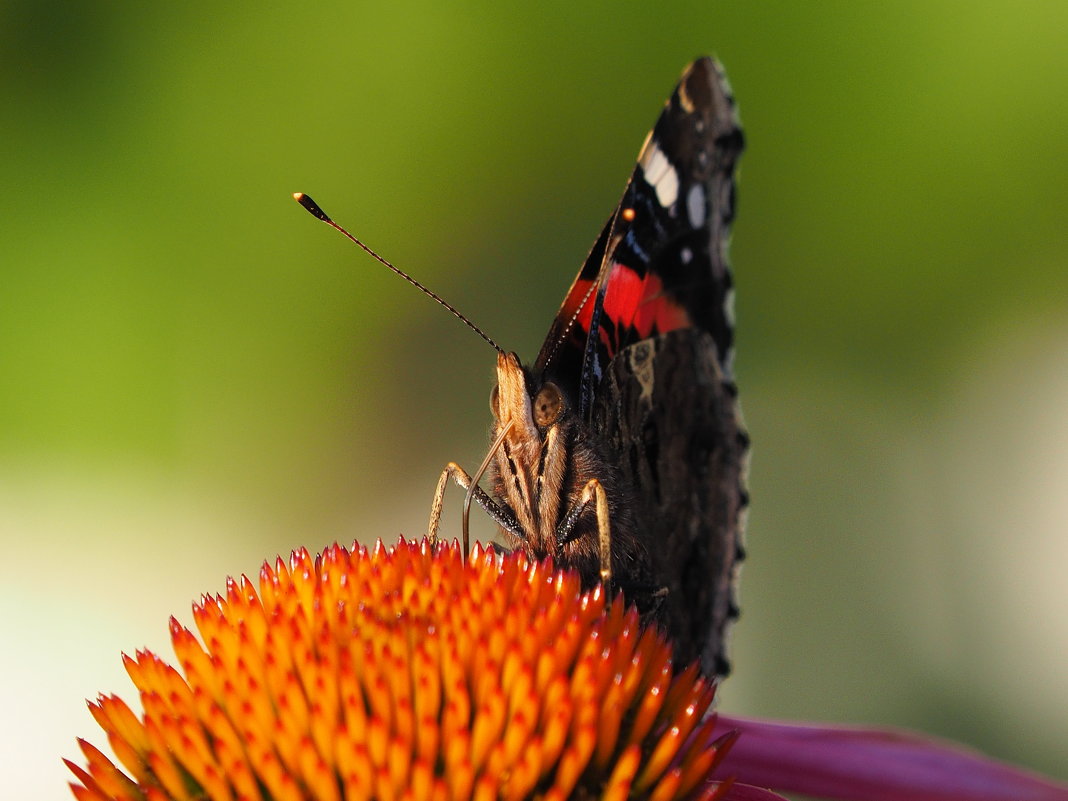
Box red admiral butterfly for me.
[429,57,747,675]
[296,57,746,675]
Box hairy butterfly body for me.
[430,57,747,675]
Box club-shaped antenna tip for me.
[293,192,330,222]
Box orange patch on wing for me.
[604,265,692,344]
[602,265,646,328]
[567,264,693,362]
[601,264,646,355]
[562,278,597,331]
[632,272,691,338]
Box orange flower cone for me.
[66,539,740,801]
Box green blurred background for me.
[3,2,1067,797]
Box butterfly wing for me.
[534,57,743,417]
[533,57,747,676]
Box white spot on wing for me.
[639,141,679,208]
[723,287,736,328]
[680,246,692,264]
[687,184,705,228]
[640,141,669,183]
[655,166,679,208]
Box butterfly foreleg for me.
[557,478,613,591]
[427,462,523,547]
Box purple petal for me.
[713,715,1068,801]
[719,782,791,801]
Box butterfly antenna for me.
[294,193,504,355]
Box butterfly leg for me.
[557,478,613,591]
[584,479,613,590]
[428,462,469,544]
[427,462,523,547]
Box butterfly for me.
[427,57,748,676]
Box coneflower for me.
[67,539,747,801]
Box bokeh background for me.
[3,2,1067,797]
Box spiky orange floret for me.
[68,538,736,801]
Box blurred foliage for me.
[3,2,1067,797]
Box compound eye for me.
[532,382,564,427]
[489,384,500,417]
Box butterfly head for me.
[488,352,572,552]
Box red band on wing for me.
[630,271,691,338]
[602,263,692,356]
[549,261,694,373]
